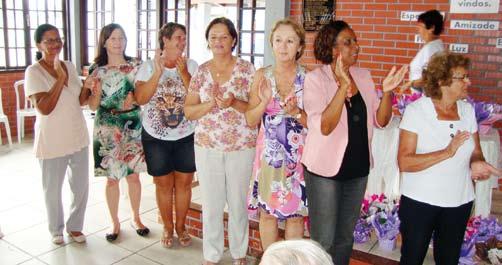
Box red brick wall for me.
[0,71,35,145]
[291,0,502,131]
[185,206,264,257]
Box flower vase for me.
[378,237,396,251]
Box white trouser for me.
[39,147,89,236]
[195,146,255,263]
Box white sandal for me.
[68,232,86,243]
[52,235,64,245]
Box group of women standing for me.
[26,21,197,248]
[25,9,501,265]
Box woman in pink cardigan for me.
[302,20,407,265]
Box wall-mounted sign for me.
[303,0,335,31]
[450,20,499,30]
[450,0,499,13]
[497,38,502,48]
[400,11,446,21]
[449,43,469,53]
[414,34,424,43]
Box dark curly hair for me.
[423,52,470,99]
[158,22,186,50]
[205,17,238,51]
[418,10,444,36]
[313,20,351,64]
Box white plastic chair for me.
[0,88,13,148]
[14,80,36,143]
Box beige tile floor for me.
[0,139,253,265]
[0,113,437,265]
[0,138,439,265]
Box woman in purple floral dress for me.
[246,18,308,251]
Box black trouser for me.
[304,166,367,265]
[399,195,473,265]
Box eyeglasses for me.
[336,38,358,47]
[452,74,469,81]
[42,38,64,45]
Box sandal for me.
[68,231,86,243]
[106,224,120,242]
[178,230,192,247]
[232,258,247,265]
[130,221,150,237]
[161,231,174,248]
[52,235,64,245]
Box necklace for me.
[274,69,296,100]
[212,58,234,82]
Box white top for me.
[24,61,90,159]
[399,97,477,207]
[409,39,444,81]
[135,59,198,140]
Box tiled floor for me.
[0,139,248,265]
[0,114,433,265]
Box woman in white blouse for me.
[403,10,445,92]
[25,24,91,245]
[398,52,501,265]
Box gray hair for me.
[260,240,334,265]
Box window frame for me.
[237,0,265,67]
[0,0,70,71]
[159,0,264,66]
[159,0,190,57]
[137,0,160,61]
[77,0,267,67]
[79,0,116,66]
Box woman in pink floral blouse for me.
[184,17,256,265]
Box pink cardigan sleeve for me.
[303,70,328,132]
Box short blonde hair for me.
[269,18,306,61]
[260,240,334,265]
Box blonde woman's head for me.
[260,240,334,265]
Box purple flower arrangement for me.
[460,216,502,264]
[378,90,502,133]
[354,194,400,247]
[370,210,400,241]
[354,218,372,244]
[393,92,423,116]
[376,89,423,116]
[466,98,502,135]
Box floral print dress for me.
[91,59,147,179]
[189,58,257,152]
[248,65,308,220]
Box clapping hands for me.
[210,82,235,109]
[176,56,189,77]
[382,65,408,93]
[54,56,67,83]
[445,131,470,158]
[471,161,502,181]
[153,48,165,75]
[334,55,352,98]
[258,76,272,105]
